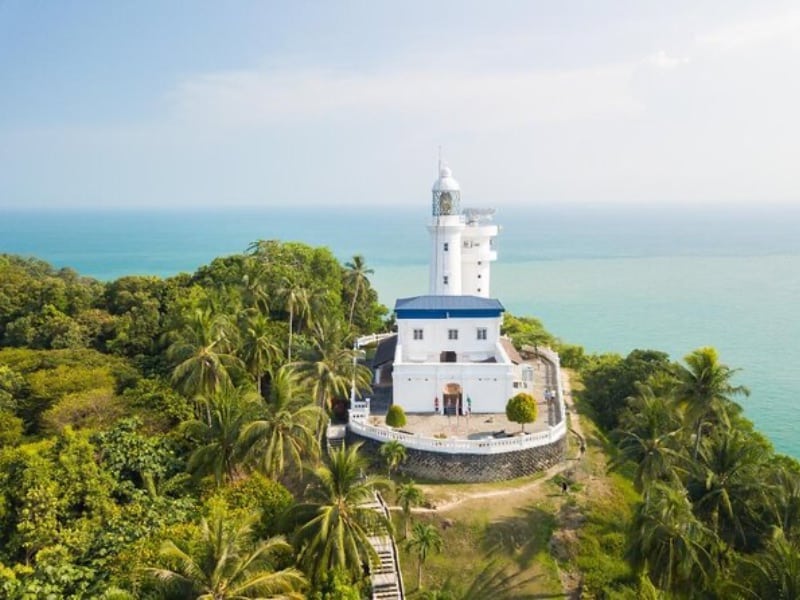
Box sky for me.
[1,1,799,209]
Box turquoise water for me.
[2,205,799,456]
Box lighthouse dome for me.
[432,166,461,193]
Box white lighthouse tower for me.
[428,164,465,295]
[427,164,499,297]
[369,159,535,415]
[460,208,499,298]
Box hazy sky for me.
[1,1,799,209]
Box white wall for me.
[392,361,517,413]
[461,223,498,297]
[397,315,502,362]
[427,215,465,295]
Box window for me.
[448,329,459,340]
[443,275,449,285]
[443,242,449,251]
[413,328,424,340]
[477,327,487,340]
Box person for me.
[580,442,586,457]
[561,481,568,495]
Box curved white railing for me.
[355,332,396,349]
[350,346,569,455]
[349,418,566,455]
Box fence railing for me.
[349,347,569,455]
[355,332,396,349]
[349,418,566,455]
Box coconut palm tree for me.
[184,386,258,486]
[168,308,243,410]
[147,507,306,599]
[292,443,391,583]
[238,366,322,480]
[733,528,800,600]
[396,481,425,539]
[380,440,407,476]
[687,429,769,550]
[450,559,540,599]
[675,347,749,460]
[344,255,374,329]
[241,255,271,315]
[277,278,311,362]
[765,460,800,542]
[294,317,372,413]
[627,482,713,594]
[406,522,443,590]
[240,312,283,397]
[413,559,539,599]
[611,384,684,493]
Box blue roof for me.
[395,295,504,319]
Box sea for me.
[2,204,799,457]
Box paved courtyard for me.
[368,355,558,439]
[369,409,551,440]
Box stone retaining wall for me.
[347,431,566,483]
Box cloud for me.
[167,63,643,132]
[697,9,800,52]
[646,51,690,70]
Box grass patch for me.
[397,480,563,596]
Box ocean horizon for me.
[2,203,799,457]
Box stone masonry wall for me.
[346,431,566,483]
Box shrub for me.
[505,393,537,432]
[385,404,407,428]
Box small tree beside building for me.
[505,393,537,433]
[385,404,407,428]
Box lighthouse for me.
[427,164,499,298]
[368,160,533,415]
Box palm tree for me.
[627,482,713,594]
[294,317,372,414]
[687,430,769,549]
[406,522,443,590]
[396,481,425,538]
[611,384,684,493]
[238,366,322,480]
[277,277,311,362]
[240,312,283,397]
[184,386,258,486]
[241,255,271,315]
[449,559,539,599]
[733,528,800,600]
[675,347,749,460]
[168,308,243,411]
[380,440,407,476]
[292,443,391,583]
[344,255,374,329]
[147,507,306,599]
[766,460,800,542]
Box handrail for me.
[374,492,405,599]
[349,419,567,455]
[356,332,396,349]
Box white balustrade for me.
[348,418,566,455]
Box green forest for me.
[1,245,799,599]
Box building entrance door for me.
[442,382,463,416]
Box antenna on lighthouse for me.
[438,146,442,172]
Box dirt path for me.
[395,367,590,599]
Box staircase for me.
[363,493,405,600]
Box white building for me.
[386,164,533,414]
